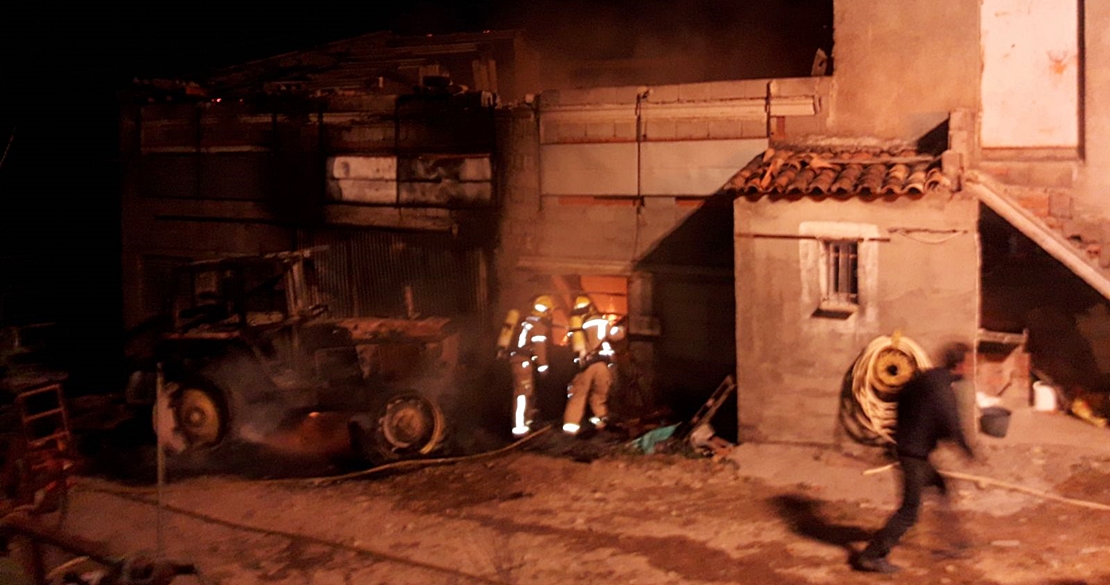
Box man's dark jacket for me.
[894,368,973,459]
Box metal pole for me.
[633,89,648,258]
[155,362,166,559]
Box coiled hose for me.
[846,332,933,445]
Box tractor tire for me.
[155,376,232,455]
[349,391,447,464]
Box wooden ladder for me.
[15,383,72,454]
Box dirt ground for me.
[11,424,1110,585]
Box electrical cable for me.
[848,332,933,444]
[890,229,963,245]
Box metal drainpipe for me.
[636,90,644,204]
[194,106,203,199]
[764,81,774,140]
[634,88,651,257]
[394,95,402,208]
[534,99,545,214]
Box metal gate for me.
[297,229,485,319]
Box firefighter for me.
[498,295,556,437]
[562,296,624,435]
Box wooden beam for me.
[967,175,1110,301]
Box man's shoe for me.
[851,555,901,574]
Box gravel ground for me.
[8,425,1110,585]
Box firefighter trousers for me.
[564,361,611,429]
[511,357,537,434]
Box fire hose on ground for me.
[86,423,553,497]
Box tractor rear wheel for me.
[154,379,229,453]
[350,391,447,463]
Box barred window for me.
[822,240,859,306]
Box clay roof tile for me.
[725,147,946,199]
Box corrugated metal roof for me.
[203,30,519,97]
[130,30,521,101]
[723,147,952,198]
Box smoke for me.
[212,320,500,463]
[487,0,833,88]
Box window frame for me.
[798,221,881,321]
[819,238,860,314]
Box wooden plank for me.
[977,328,1028,346]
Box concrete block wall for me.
[540,78,827,107]
[537,77,829,146]
[498,79,798,413]
[532,198,701,266]
[493,106,543,316]
[518,76,828,306]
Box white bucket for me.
[1032,381,1058,412]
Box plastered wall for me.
[734,191,980,444]
[827,0,980,141]
[980,0,1079,149]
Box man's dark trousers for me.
[861,455,945,559]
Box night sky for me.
[0,2,831,387]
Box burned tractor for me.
[152,248,456,465]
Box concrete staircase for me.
[964,163,1110,301]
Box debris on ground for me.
[630,424,679,454]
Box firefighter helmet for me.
[530,295,555,317]
[573,295,594,312]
